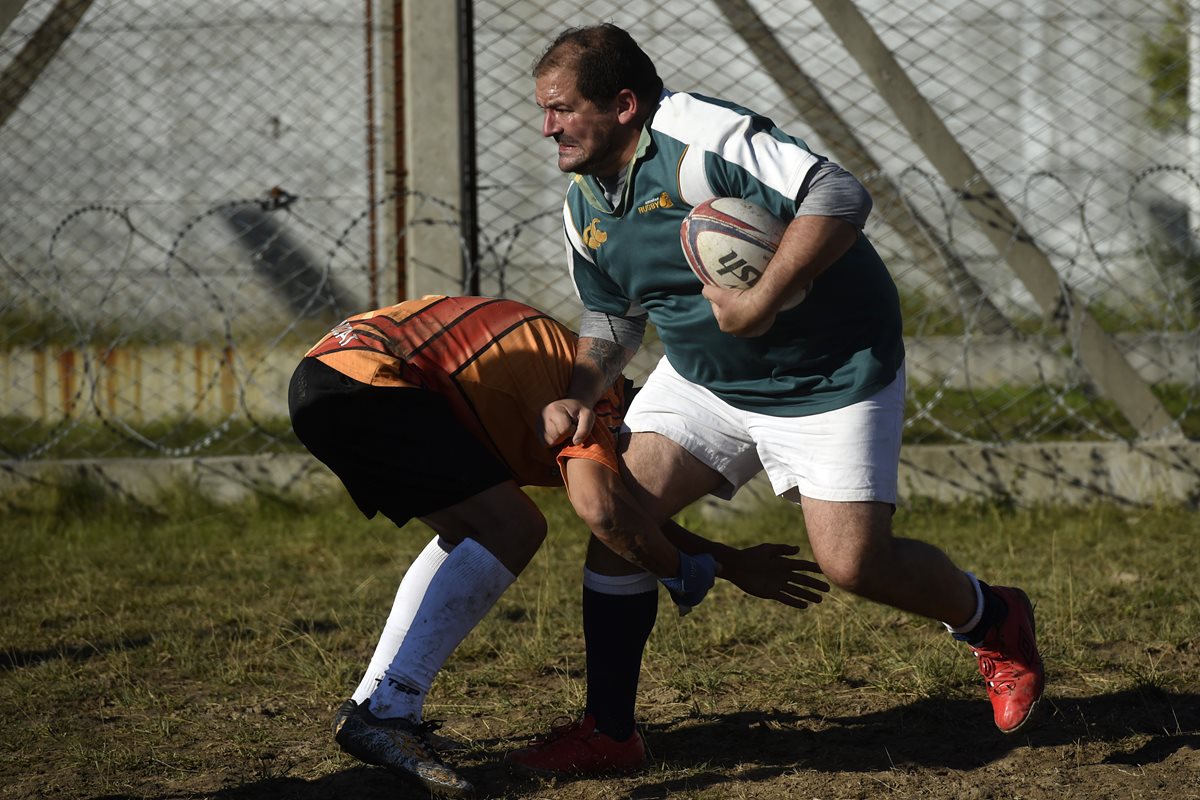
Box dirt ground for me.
[9,658,1197,800]
[4,501,1198,800]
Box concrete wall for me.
[4,334,1195,422]
[3,439,1197,512]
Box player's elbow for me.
[569,481,622,538]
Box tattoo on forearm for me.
[582,337,629,386]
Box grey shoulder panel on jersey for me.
[579,310,648,351]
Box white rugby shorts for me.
[625,356,905,504]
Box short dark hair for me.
[532,23,663,110]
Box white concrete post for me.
[1189,1,1200,225]
[401,0,466,299]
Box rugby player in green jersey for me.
[508,23,1044,776]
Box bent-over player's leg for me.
[289,357,537,794]
[357,481,545,722]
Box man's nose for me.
[541,109,560,137]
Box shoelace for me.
[411,719,453,763]
[530,715,584,746]
[973,648,1017,693]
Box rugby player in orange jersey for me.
[288,294,828,797]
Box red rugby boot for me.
[972,586,1045,733]
[505,714,647,776]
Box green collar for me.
[570,124,654,216]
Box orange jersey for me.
[304,295,624,486]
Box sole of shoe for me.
[367,752,475,798]
[335,716,474,797]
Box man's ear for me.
[614,88,640,125]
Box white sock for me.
[944,571,985,635]
[352,536,453,705]
[366,537,516,721]
[582,567,658,595]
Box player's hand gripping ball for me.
[680,197,809,310]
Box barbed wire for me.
[4,160,1198,461]
[2,0,1197,472]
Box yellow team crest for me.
[583,218,608,249]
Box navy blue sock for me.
[960,580,1009,645]
[582,586,658,741]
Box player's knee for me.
[811,537,888,594]
[500,503,547,548]
[815,543,890,596]
[470,503,546,575]
[820,559,872,595]
[572,497,615,537]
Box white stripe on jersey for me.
[677,144,713,208]
[562,194,592,302]
[654,90,821,206]
[562,193,593,263]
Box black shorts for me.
[288,357,511,526]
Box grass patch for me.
[905,383,1200,443]
[0,415,304,459]
[1,485,1198,798]
[898,287,1199,337]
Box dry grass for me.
[1,481,1198,799]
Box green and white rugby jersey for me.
[561,90,904,417]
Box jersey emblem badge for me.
[583,218,608,250]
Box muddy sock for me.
[366,537,515,720]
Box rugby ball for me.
[680,197,807,309]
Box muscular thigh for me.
[800,496,894,575]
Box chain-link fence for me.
[475,0,1200,449]
[2,0,1198,466]
[2,0,385,459]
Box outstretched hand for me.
[720,543,829,609]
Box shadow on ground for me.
[628,688,1198,797]
[1,636,155,671]
[87,688,1198,800]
